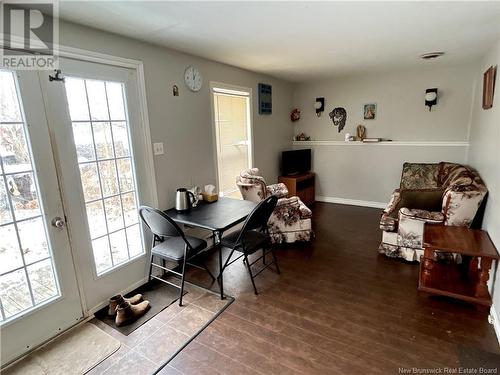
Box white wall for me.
[56,21,480,208]
[293,63,476,141]
[467,39,500,336]
[293,142,467,206]
[58,20,294,209]
[292,63,476,203]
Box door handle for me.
[51,217,66,228]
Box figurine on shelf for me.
[290,108,301,122]
[294,132,311,141]
[356,125,366,141]
[345,133,355,142]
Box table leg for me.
[475,257,492,299]
[422,247,435,285]
[213,230,225,300]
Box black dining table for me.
[164,197,257,299]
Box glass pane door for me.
[0,70,59,322]
[40,57,151,313]
[0,69,82,366]
[64,77,143,275]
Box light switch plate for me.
[153,142,164,155]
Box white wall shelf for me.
[292,140,469,147]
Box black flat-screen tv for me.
[281,149,311,176]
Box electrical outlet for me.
[488,314,495,325]
[153,142,164,155]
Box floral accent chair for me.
[236,168,314,243]
[379,162,487,261]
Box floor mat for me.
[457,344,500,371]
[3,323,120,375]
[87,285,234,374]
[94,279,186,336]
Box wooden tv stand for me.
[278,172,315,206]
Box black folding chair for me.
[139,206,215,306]
[220,195,280,295]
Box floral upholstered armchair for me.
[236,168,314,243]
[379,162,487,261]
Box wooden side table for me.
[419,224,499,307]
[278,172,315,206]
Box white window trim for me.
[209,81,254,196]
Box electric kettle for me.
[175,188,196,212]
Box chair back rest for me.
[400,162,440,190]
[236,196,278,245]
[139,206,185,239]
[236,178,265,203]
[237,168,268,202]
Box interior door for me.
[40,58,150,312]
[0,70,83,365]
[212,87,252,198]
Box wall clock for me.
[184,66,203,92]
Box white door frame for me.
[1,36,158,316]
[209,81,254,195]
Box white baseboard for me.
[316,196,386,209]
[490,304,500,347]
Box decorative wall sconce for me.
[425,88,438,111]
[314,98,325,117]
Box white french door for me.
[0,70,82,365]
[40,58,151,313]
[1,57,154,366]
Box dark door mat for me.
[95,279,186,336]
[457,344,500,371]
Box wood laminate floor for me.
[163,202,499,375]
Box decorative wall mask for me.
[329,107,347,133]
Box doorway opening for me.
[211,85,253,198]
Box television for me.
[281,149,311,176]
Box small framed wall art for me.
[363,103,376,120]
[258,83,272,114]
[482,65,497,110]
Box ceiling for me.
[59,1,500,82]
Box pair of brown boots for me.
[108,294,150,327]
